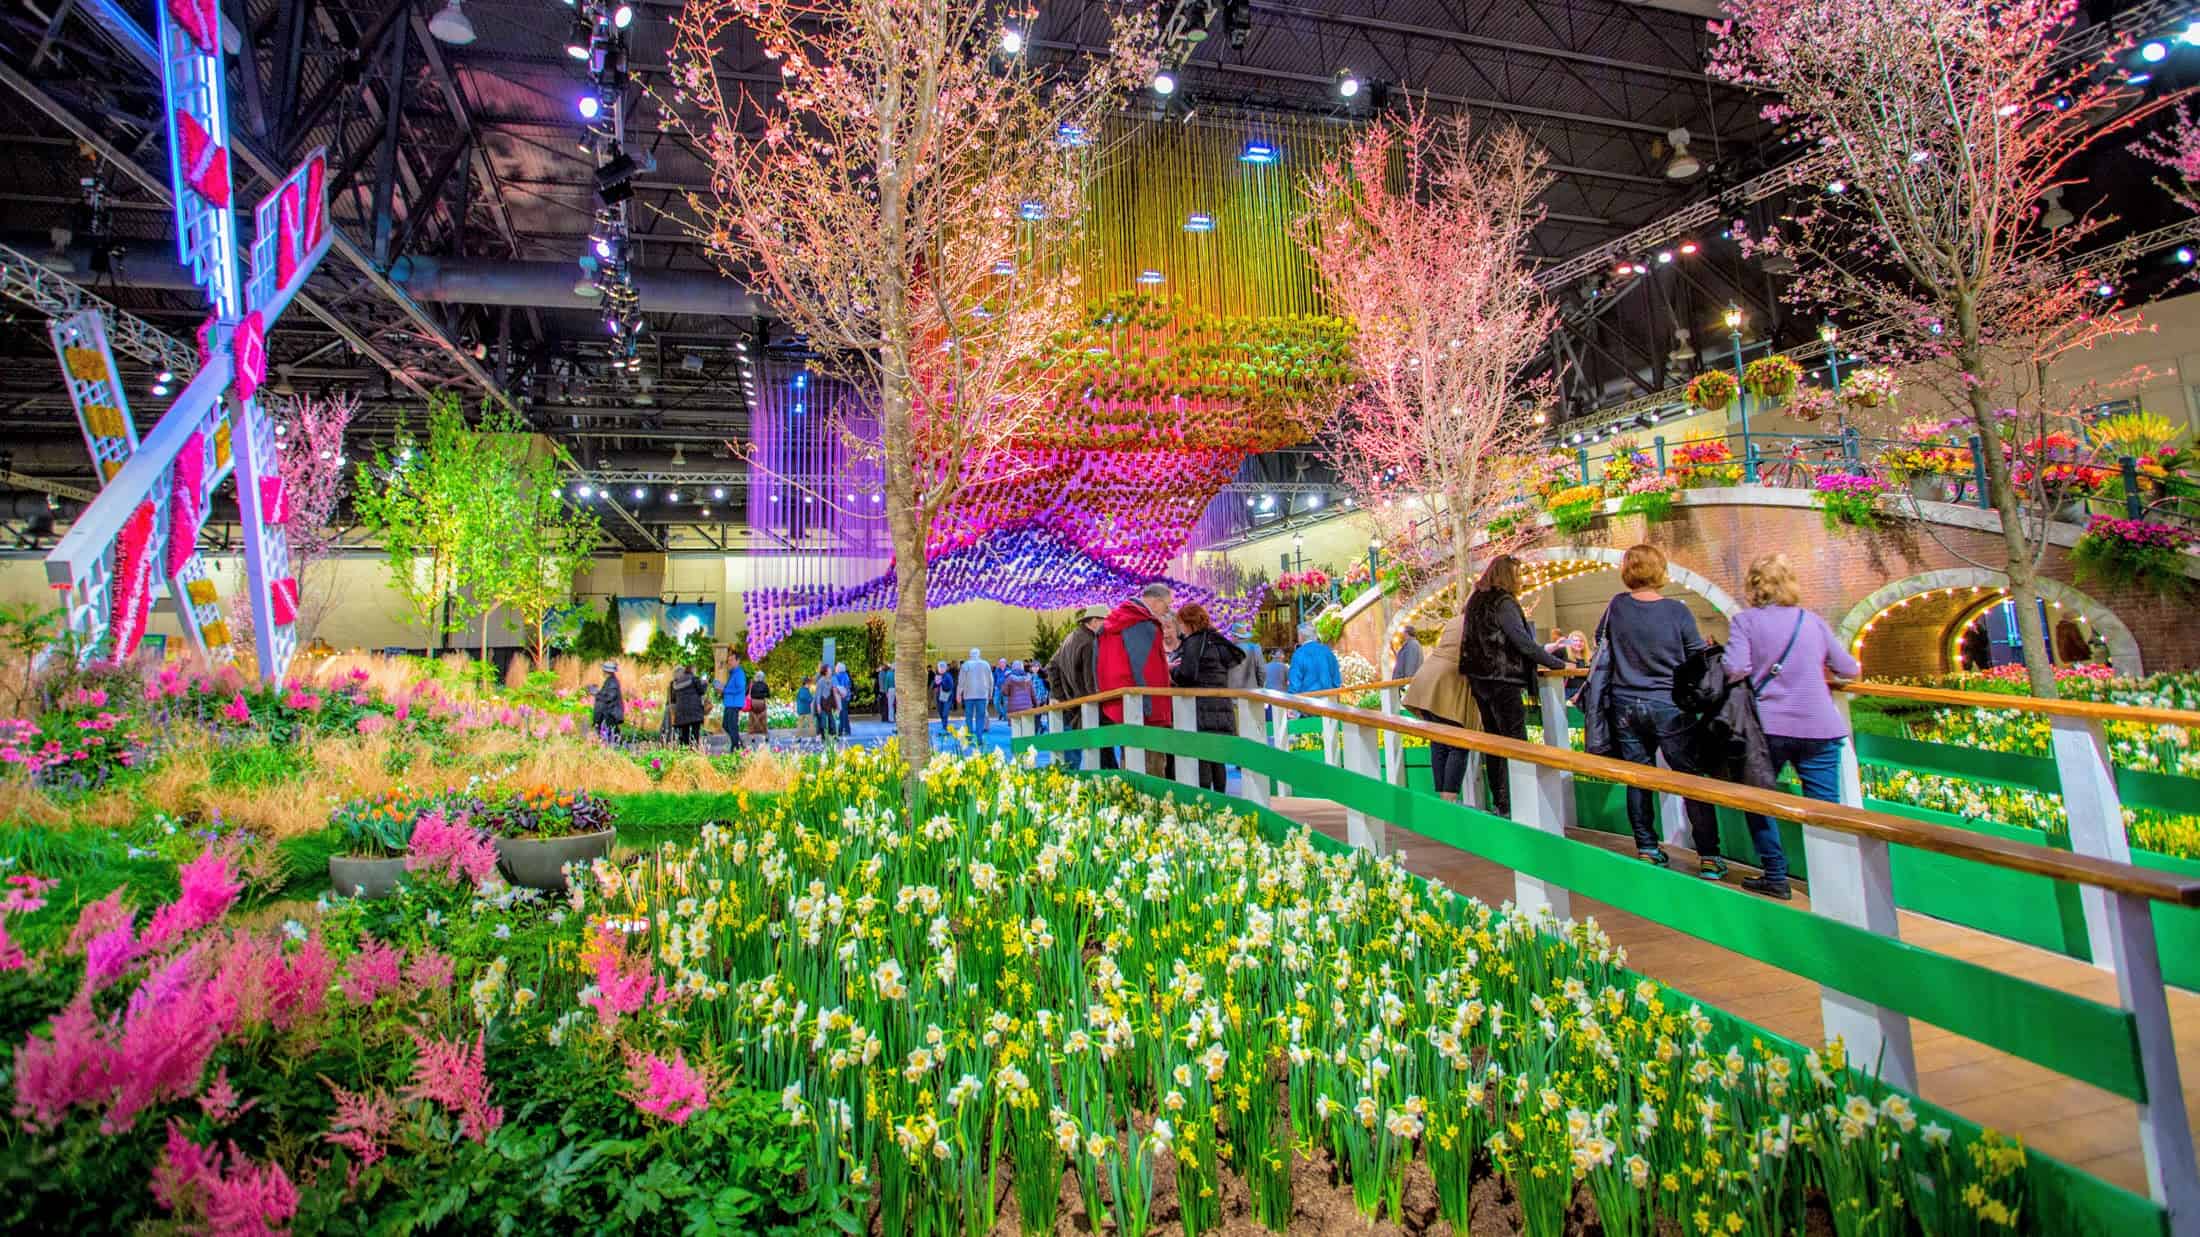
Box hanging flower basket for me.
[1785,385,1838,424]
[2072,515,2196,599]
[1685,370,1737,412]
[1743,355,1803,401]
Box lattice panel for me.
[157,0,240,316]
[48,313,140,482]
[230,391,296,674]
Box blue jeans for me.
[1611,693,1721,858]
[964,700,988,739]
[1742,735,1845,884]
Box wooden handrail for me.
[1009,684,2200,906]
[1302,677,1412,698]
[1835,680,2200,728]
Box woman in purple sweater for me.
[1724,553,1862,900]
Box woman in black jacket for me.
[1170,603,1247,792]
[668,665,710,747]
[1458,555,1574,817]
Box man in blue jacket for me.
[1286,623,1343,695]
[721,658,748,750]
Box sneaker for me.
[1637,848,1671,867]
[1742,875,1793,900]
[1699,858,1730,882]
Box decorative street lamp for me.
[1724,304,1755,481]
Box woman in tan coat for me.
[1402,617,1480,800]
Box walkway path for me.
[1271,797,2200,1197]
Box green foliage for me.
[642,627,682,668]
[574,597,621,662]
[207,740,309,790]
[678,628,717,674]
[1313,609,1346,646]
[0,600,62,712]
[758,624,873,695]
[1029,611,1069,667]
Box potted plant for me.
[1743,355,1803,402]
[1685,370,1737,412]
[1619,472,1679,522]
[1669,439,1741,488]
[327,790,430,899]
[1785,385,1838,424]
[481,786,615,892]
[1546,482,1604,534]
[1877,444,1951,503]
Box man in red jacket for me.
[1096,582,1177,775]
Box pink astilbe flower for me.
[581,927,664,1032]
[221,692,252,725]
[0,919,23,972]
[11,996,117,1130]
[402,946,455,996]
[354,713,390,736]
[199,1066,255,1124]
[322,1079,399,1176]
[69,886,132,951]
[403,1028,503,1143]
[340,938,404,1005]
[623,1048,710,1125]
[141,848,245,953]
[152,1120,299,1237]
[265,933,333,1030]
[403,809,499,887]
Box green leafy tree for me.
[354,397,478,650]
[493,442,603,668]
[1029,612,1068,668]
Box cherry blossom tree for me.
[1297,109,1557,605]
[661,0,1150,794]
[1710,0,2187,695]
[266,392,356,644]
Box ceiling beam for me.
[1250,1,1719,84]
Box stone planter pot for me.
[1907,476,1951,505]
[328,855,407,900]
[495,829,615,892]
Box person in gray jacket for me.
[956,649,996,740]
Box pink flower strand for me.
[404,808,500,887]
[403,1028,503,1143]
[625,1048,710,1126]
[153,1120,300,1237]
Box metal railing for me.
[1008,677,2200,1228]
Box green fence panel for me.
[1856,732,2061,795]
[2126,847,2200,992]
[2119,766,2200,815]
[1020,724,2147,1102]
[1072,761,2167,1237]
[1864,797,2093,960]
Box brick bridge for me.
[1342,488,2200,679]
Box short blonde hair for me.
[1619,543,1668,590]
[1745,553,1803,608]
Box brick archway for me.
[1522,543,1742,618]
[1836,569,2145,677]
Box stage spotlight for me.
[595,146,637,205]
[999,26,1023,53]
[564,16,591,59]
[577,93,601,121]
[1153,69,1177,96]
[612,2,633,29]
[1336,69,1360,98]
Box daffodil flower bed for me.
[591,748,2026,1235]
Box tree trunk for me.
[1957,305,2057,699]
[882,373,933,809]
[1448,490,1476,614]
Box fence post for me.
[2107,889,2200,1224]
[1800,696,1921,1091]
[1321,715,1339,768]
[1079,700,1101,772]
[1653,435,1667,473]
[1269,702,1292,798]
[2050,712,2133,973]
[1535,673,1578,831]
[1236,699,1272,808]
[2122,455,2144,520]
[1379,684,1404,786]
[1577,445,1591,484]
[1121,693,1146,776]
[1340,721,1386,854]
[1508,749,1571,920]
[1171,692,1202,790]
[1841,426,1861,471]
[1010,711,1032,744]
[1969,435,1990,510]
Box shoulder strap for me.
[1752,611,1807,694]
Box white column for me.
[1798,695,1920,1092]
[1341,721,1386,854]
[1535,674,1578,830]
[1121,693,1145,774]
[1380,685,1404,786]
[1509,751,1571,920]
[1321,715,1339,767]
[1171,692,1202,789]
[1236,699,1272,808]
[1269,703,1292,798]
[2052,712,2133,973]
[2107,890,2200,1226]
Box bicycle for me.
[1754,436,1851,489]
